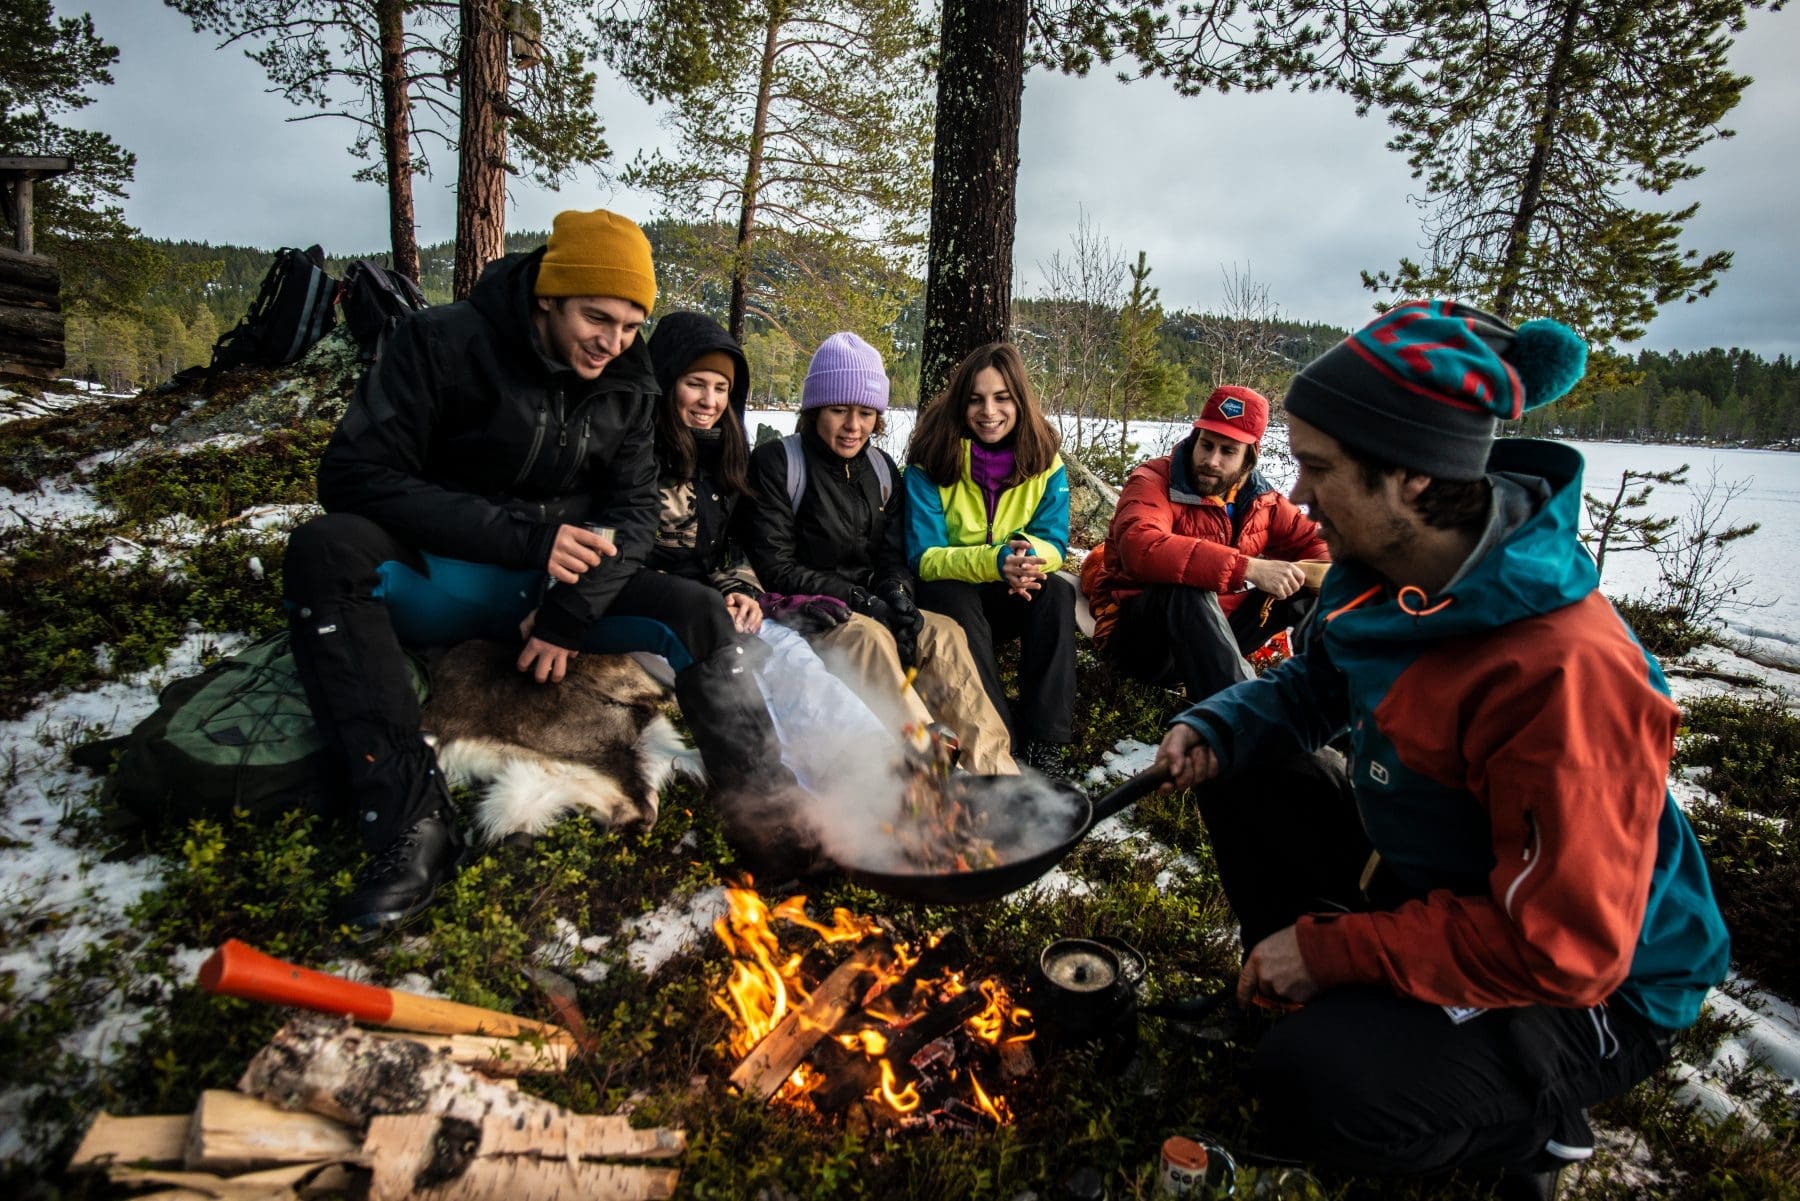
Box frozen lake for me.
[748,408,1799,660]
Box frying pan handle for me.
[1090,762,1172,824]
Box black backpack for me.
[76,632,428,831]
[209,245,338,373]
[339,259,427,362]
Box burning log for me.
[239,1014,568,1129]
[730,936,897,1100]
[809,988,988,1116]
[858,931,968,1020]
[362,1113,682,1201]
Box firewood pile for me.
[67,1015,685,1201]
[716,888,1035,1132]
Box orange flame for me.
[970,1071,1011,1125]
[838,1029,889,1056]
[711,888,803,1057]
[878,1058,921,1113]
[713,885,1022,1124]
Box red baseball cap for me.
[1194,385,1269,445]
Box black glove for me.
[851,588,894,630]
[878,585,925,669]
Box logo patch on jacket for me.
[1367,760,1390,785]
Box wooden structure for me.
[1,155,73,378]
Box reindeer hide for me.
[421,642,700,842]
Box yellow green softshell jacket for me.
[903,441,1070,582]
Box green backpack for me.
[81,632,428,829]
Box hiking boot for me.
[1018,739,1066,776]
[337,810,465,935]
[1495,1166,1564,1201]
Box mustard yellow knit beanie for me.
[534,209,657,313]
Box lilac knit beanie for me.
[801,332,889,412]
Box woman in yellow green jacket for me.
[903,343,1077,774]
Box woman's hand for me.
[725,591,763,634]
[1002,539,1044,599]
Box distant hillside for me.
[58,232,1800,446]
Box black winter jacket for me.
[645,313,755,593]
[316,248,660,648]
[745,426,910,603]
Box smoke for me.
[808,764,1089,876]
[738,621,1088,877]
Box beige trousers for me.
[812,613,1019,775]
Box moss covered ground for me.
[1,346,1796,1199]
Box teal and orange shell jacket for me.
[1174,438,1729,1030]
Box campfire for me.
[714,885,1036,1131]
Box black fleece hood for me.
[646,310,750,430]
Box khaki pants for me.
[812,613,1018,775]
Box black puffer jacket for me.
[316,247,660,647]
[745,425,910,603]
[645,312,755,592]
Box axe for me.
[198,939,574,1045]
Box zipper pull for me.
[560,428,568,448]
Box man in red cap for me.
[1081,385,1327,702]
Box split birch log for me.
[106,1160,327,1200]
[67,1113,190,1171]
[238,1014,566,1129]
[185,1090,359,1173]
[362,1028,572,1076]
[363,1113,682,1201]
[729,937,896,1100]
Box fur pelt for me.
[421,641,700,843]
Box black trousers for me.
[1197,748,1672,1178]
[283,512,736,847]
[915,575,1077,745]
[1103,584,1313,703]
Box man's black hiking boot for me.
[338,810,465,937]
[1495,1165,1564,1201]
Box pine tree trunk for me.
[919,0,1027,406]
[728,7,783,341]
[454,0,508,300]
[378,0,421,283]
[1494,0,1582,320]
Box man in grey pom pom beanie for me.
[1139,299,1729,1197]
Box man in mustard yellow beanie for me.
[532,209,657,380]
[281,208,809,934]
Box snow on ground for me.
[0,634,246,1162]
[539,886,732,985]
[0,479,108,533]
[5,414,1799,1162]
[0,382,124,428]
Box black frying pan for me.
[837,764,1172,905]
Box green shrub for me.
[1677,691,1800,1001]
[89,422,332,526]
[1614,596,1710,658]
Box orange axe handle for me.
[197,939,573,1044]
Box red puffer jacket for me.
[1082,433,1326,647]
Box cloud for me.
[71,0,1800,356]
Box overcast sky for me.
[67,1,1800,358]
